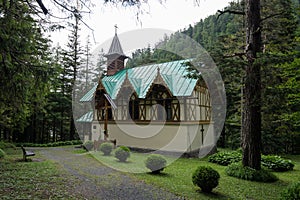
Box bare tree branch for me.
[217,9,245,20]
[36,0,48,15]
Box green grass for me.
[91,150,177,173]
[0,147,85,199]
[133,156,300,200]
[91,150,300,200]
[2,145,300,200]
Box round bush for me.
[83,141,94,151]
[0,148,6,159]
[115,146,130,162]
[99,142,113,156]
[225,162,278,182]
[280,181,300,200]
[192,166,220,193]
[145,154,167,173]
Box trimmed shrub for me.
[261,155,294,172]
[192,166,220,193]
[83,141,94,151]
[280,181,300,200]
[99,142,113,156]
[226,162,278,182]
[115,146,130,162]
[208,151,242,166]
[145,154,167,173]
[0,149,6,159]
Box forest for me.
[0,0,299,155]
[127,0,300,155]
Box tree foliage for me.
[122,0,299,155]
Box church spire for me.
[104,25,128,76]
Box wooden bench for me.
[21,146,35,161]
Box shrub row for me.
[16,140,83,147]
[97,143,167,173]
[208,150,294,172]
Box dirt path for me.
[38,146,181,200]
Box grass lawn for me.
[0,147,85,200]
[1,145,299,199]
[92,149,300,200]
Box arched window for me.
[147,84,177,121]
[129,94,139,120]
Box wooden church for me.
[78,30,213,155]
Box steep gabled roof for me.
[79,59,199,102]
[103,59,198,99]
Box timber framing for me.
[94,74,211,124]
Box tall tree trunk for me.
[69,116,75,140]
[242,0,262,170]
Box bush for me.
[83,141,94,151]
[192,166,220,193]
[99,142,113,156]
[208,151,242,166]
[0,141,16,149]
[261,155,294,172]
[0,149,6,159]
[226,162,278,182]
[280,181,300,200]
[145,154,167,173]
[115,146,130,162]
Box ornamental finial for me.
[114,24,118,35]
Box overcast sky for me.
[50,0,234,53]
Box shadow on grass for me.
[195,188,230,199]
[146,171,173,177]
[16,158,44,162]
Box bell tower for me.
[104,25,128,76]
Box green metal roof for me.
[76,111,93,123]
[102,59,197,99]
[102,70,127,99]
[79,85,97,102]
[79,59,198,101]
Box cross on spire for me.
[114,24,118,35]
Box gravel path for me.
[38,147,182,200]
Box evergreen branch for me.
[223,52,246,60]
[260,12,284,23]
[217,9,245,20]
